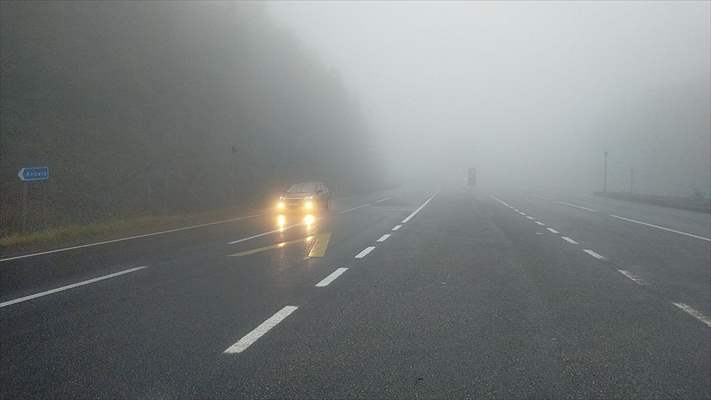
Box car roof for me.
[286,182,324,193]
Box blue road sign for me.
[18,167,49,182]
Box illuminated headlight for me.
[277,214,286,225]
[276,201,285,210]
[304,200,314,210]
[304,214,315,224]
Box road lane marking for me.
[617,269,646,286]
[315,268,349,287]
[535,221,545,226]
[392,225,402,231]
[227,222,306,245]
[355,246,375,259]
[583,249,606,260]
[489,195,513,208]
[554,201,597,213]
[223,306,298,354]
[402,193,438,223]
[561,236,578,244]
[338,203,370,214]
[0,266,147,308]
[374,197,392,203]
[519,212,527,216]
[307,232,331,258]
[229,236,312,257]
[547,228,559,234]
[526,216,534,220]
[672,303,711,328]
[610,215,711,242]
[1,214,264,263]
[376,234,391,242]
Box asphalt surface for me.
[1,186,709,399]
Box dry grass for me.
[0,207,257,251]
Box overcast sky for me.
[269,1,710,195]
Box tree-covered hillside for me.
[0,1,381,234]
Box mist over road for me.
[1,2,709,398]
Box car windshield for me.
[287,183,317,193]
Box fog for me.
[1,1,709,235]
[269,1,710,195]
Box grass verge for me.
[0,206,260,253]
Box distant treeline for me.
[0,1,382,234]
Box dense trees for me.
[0,1,380,234]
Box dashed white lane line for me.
[526,216,534,220]
[376,234,391,242]
[315,268,349,287]
[355,246,375,259]
[672,303,711,328]
[554,201,597,213]
[392,225,402,231]
[402,193,438,224]
[338,203,371,214]
[1,214,264,263]
[561,236,579,244]
[0,266,148,308]
[224,306,299,354]
[535,221,545,226]
[583,249,606,260]
[617,269,647,286]
[547,228,559,234]
[519,212,527,216]
[610,215,711,242]
[489,195,513,208]
[374,197,392,203]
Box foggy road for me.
[1,187,709,399]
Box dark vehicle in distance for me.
[275,182,331,214]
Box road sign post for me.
[17,167,49,232]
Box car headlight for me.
[277,201,285,210]
[304,200,314,210]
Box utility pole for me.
[603,151,608,193]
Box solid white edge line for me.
[402,193,438,224]
[392,225,402,231]
[547,228,559,234]
[374,197,392,203]
[337,203,371,214]
[228,223,304,245]
[672,303,711,328]
[355,246,375,259]
[223,306,299,354]
[555,201,597,213]
[315,267,349,287]
[0,266,148,308]
[583,249,606,260]
[617,269,646,286]
[1,214,264,263]
[610,215,711,242]
[561,236,578,244]
[376,234,391,242]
